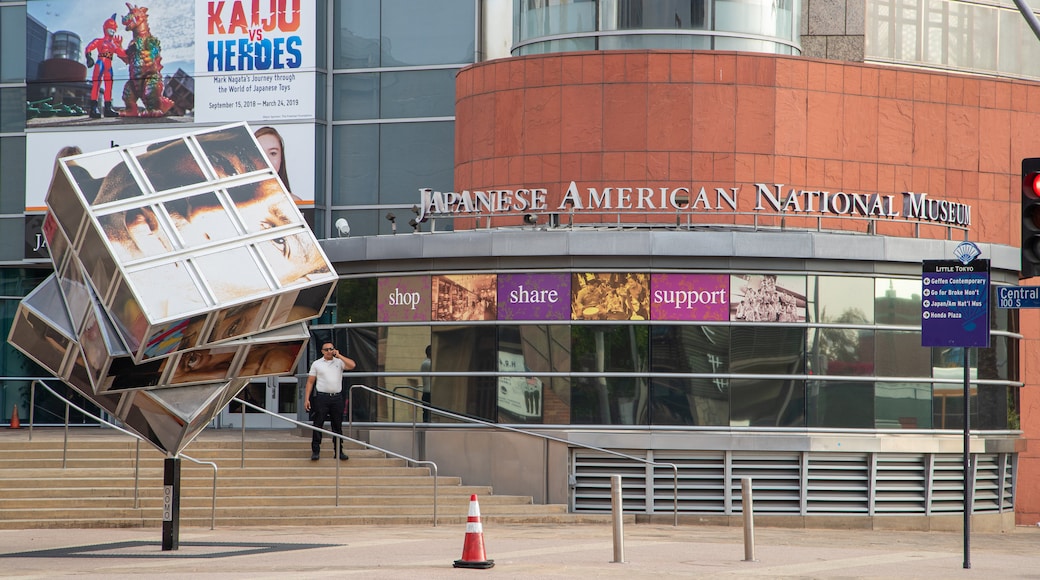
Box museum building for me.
[2,0,1040,528]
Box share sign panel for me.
[921,260,989,348]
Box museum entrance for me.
[220,376,299,428]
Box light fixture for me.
[408,218,420,232]
[386,212,397,234]
[335,218,350,238]
[523,214,538,225]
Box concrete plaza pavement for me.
[2,521,1040,579]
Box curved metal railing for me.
[28,380,219,529]
[231,396,441,525]
[347,383,681,526]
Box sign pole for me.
[962,348,971,569]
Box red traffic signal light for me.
[1021,158,1040,277]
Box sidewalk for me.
[3,521,1039,579]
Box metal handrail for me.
[29,380,219,528]
[231,396,440,526]
[348,384,681,526]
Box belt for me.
[315,391,342,396]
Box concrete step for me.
[0,429,574,528]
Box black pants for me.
[311,391,344,454]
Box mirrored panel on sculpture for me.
[194,247,270,303]
[196,125,268,178]
[132,138,208,192]
[164,192,238,248]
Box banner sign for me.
[651,274,729,321]
[497,273,570,321]
[378,276,431,323]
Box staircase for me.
[0,428,587,529]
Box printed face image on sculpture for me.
[170,345,238,384]
[239,343,302,377]
[92,130,280,264]
[208,301,265,344]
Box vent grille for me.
[572,450,1015,516]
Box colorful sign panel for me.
[497,273,570,320]
[378,276,432,322]
[571,273,649,320]
[730,274,807,322]
[433,274,497,321]
[651,274,729,321]
[921,260,990,347]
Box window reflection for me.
[807,328,874,376]
[875,278,921,325]
[497,325,571,424]
[876,382,931,429]
[807,381,874,428]
[571,325,648,424]
[809,276,874,323]
[649,325,729,425]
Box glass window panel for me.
[807,328,874,376]
[336,278,377,323]
[381,69,457,119]
[335,0,381,69]
[808,276,874,324]
[875,330,931,377]
[976,384,1009,430]
[0,137,25,213]
[730,378,805,427]
[316,0,328,70]
[430,326,498,422]
[730,327,805,374]
[375,325,432,420]
[935,386,973,432]
[332,124,379,205]
[518,37,596,56]
[599,34,712,50]
[875,278,921,325]
[333,72,379,120]
[604,0,709,30]
[521,0,597,39]
[315,71,327,122]
[876,382,932,429]
[649,325,730,426]
[1,87,26,133]
[978,335,1012,381]
[715,0,781,37]
[970,5,996,72]
[381,0,475,66]
[571,324,649,425]
[923,0,945,66]
[1,5,26,83]
[497,325,571,424]
[807,381,874,428]
[379,122,454,204]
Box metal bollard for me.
[742,477,756,562]
[611,474,625,563]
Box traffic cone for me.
[9,407,20,429]
[453,494,494,569]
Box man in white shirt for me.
[304,342,356,460]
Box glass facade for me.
[514,0,801,55]
[866,0,1040,80]
[334,273,1021,430]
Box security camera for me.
[523,214,538,225]
[335,218,350,237]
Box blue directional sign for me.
[996,286,1040,308]
[921,259,989,348]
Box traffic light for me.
[1022,158,1040,278]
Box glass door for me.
[220,376,299,428]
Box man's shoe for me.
[311,452,320,461]
[339,453,349,460]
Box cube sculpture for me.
[8,124,337,455]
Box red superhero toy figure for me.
[84,14,126,119]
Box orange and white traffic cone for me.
[9,407,20,429]
[453,494,494,569]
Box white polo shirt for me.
[309,357,346,394]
